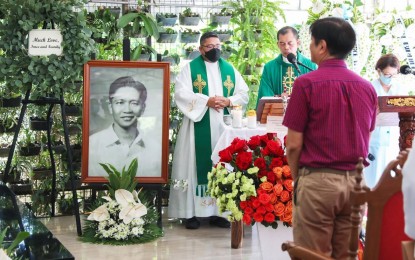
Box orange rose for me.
[283,179,293,192]
[269,192,277,204]
[260,181,273,192]
[273,183,283,196]
[282,165,291,178]
[273,202,285,216]
[281,210,292,225]
[280,190,291,203]
[273,167,283,179]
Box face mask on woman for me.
[379,72,393,86]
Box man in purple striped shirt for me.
[283,17,377,258]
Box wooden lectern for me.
[378,96,415,150]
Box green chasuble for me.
[190,56,235,196]
[256,52,317,108]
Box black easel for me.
[3,86,83,236]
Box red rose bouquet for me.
[207,133,292,229]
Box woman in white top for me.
[365,54,405,188]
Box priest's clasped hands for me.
[207,96,231,112]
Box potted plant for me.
[180,28,201,43]
[85,8,120,44]
[157,28,178,43]
[156,13,178,26]
[214,29,233,42]
[210,8,233,25]
[131,43,157,61]
[184,46,201,60]
[117,7,159,40]
[0,85,21,108]
[179,8,200,26]
[57,194,75,215]
[161,50,181,66]
[18,129,41,157]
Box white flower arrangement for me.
[87,189,148,241]
[81,159,163,245]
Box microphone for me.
[287,53,301,74]
[400,65,415,75]
[287,53,315,72]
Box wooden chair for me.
[282,151,412,260]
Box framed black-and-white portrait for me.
[82,60,170,184]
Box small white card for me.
[266,116,280,133]
[28,29,63,56]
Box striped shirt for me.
[283,59,377,170]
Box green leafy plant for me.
[117,8,159,40]
[181,7,200,17]
[100,158,138,198]
[0,0,95,99]
[0,227,30,257]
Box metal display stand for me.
[2,87,83,236]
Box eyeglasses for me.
[202,44,221,50]
[381,71,398,78]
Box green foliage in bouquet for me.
[80,159,163,245]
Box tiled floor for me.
[40,208,292,260]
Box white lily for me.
[87,204,110,222]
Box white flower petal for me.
[102,196,112,202]
[375,13,393,24]
[88,204,109,222]
[379,34,393,46]
[405,24,415,38]
[115,189,134,207]
[391,24,405,37]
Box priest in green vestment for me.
[168,32,249,229]
[256,26,317,108]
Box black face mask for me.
[204,48,221,62]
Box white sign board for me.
[28,29,63,56]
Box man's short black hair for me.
[310,17,356,60]
[109,76,147,105]
[200,31,219,46]
[277,26,299,40]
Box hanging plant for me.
[0,0,95,99]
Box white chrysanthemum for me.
[406,24,415,39]
[375,12,393,24]
[379,34,394,46]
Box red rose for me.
[233,139,248,153]
[244,207,254,215]
[240,201,248,210]
[261,147,270,156]
[254,157,266,169]
[283,156,288,165]
[258,169,267,178]
[243,213,252,225]
[235,151,252,170]
[280,190,291,202]
[266,140,282,156]
[283,179,293,192]
[257,205,266,214]
[218,148,233,163]
[264,212,276,223]
[273,202,285,216]
[258,193,271,204]
[267,171,276,183]
[231,137,242,146]
[283,135,287,147]
[270,157,284,169]
[253,212,264,222]
[257,188,267,195]
[252,199,261,208]
[267,133,277,140]
[247,135,261,150]
[265,203,274,212]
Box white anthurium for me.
[87,204,110,222]
[331,7,343,18]
[375,12,393,24]
[379,34,393,46]
[0,249,11,260]
[391,24,405,37]
[115,189,135,207]
[119,202,148,224]
[311,1,324,14]
[102,196,112,202]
